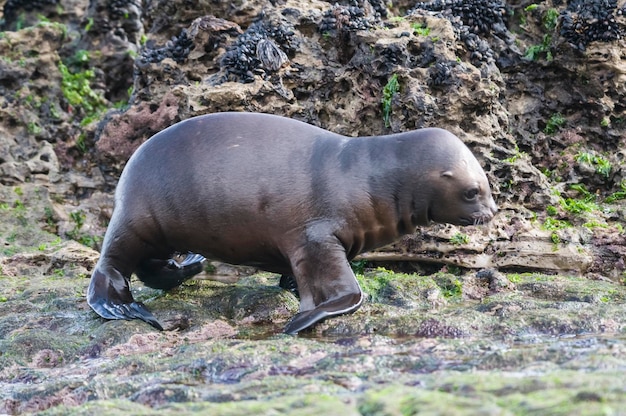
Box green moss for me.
[433,273,463,298]
[164,393,354,416]
[58,59,107,123]
[350,259,368,275]
[356,267,441,306]
[606,181,626,203]
[73,49,90,64]
[35,18,68,37]
[544,112,565,134]
[51,268,65,278]
[381,74,399,128]
[75,133,87,153]
[64,210,100,249]
[411,22,430,36]
[583,220,608,230]
[357,267,399,303]
[450,233,470,245]
[43,206,56,227]
[569,183,592,198]
[523,7,558,61]
[550,232,561,245]
[547,184,600,222]
[575,151,612,179]
[525,33,553,61]
[0,328,84,366]
[543,217,569,230]
[203,262,217,274]
[69,210,85,229]
[16,12,26,31]
[507,273,523,283]
[543,8,559,31]
[546,205,558,216]
[560,197,597,215]
[543,217,570,231]
[360,385,504,415]
[27,121,42,134]
[85,17,94,32]
[504,144,526,163]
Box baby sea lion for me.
[88,112,497,334]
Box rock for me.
[2,1,626,413]
[95,91,182,168]
[0,0,624,279]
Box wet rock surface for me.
[1,0,626,413]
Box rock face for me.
[2,1,626,414]
[2,0,625,277]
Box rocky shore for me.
[1,0,626,413]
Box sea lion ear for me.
[441,170,454,178]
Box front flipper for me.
[283,230,364,335]
[284,292,363,335]
[87,263,164,330]
[136,252,206,290]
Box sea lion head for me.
[420,131,498,227]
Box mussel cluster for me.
[458,23,498,65]
[219,19,298,83]
[560,0,624,50]
[368,0,389,18]
[411,0,508,35]
[412,0,507,67]
[319,4,378,33]
[107,0,140,20]
[138,29,195,65]
[428,61,460,87]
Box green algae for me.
[37,367,626,415]
[0,185,60,256]
[3,185,626,415]
[40,394,359,416]
[357,267,443,307]
[359,386,507,415]
[40,400,164,416]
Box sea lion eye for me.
[464,188,479,201]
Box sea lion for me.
[88,112,497,334]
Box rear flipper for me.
[87,252,205,330]
[88,264,164,330]
[136,252,206,290]
[279,274,300,298]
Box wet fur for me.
[88,112,497,334]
